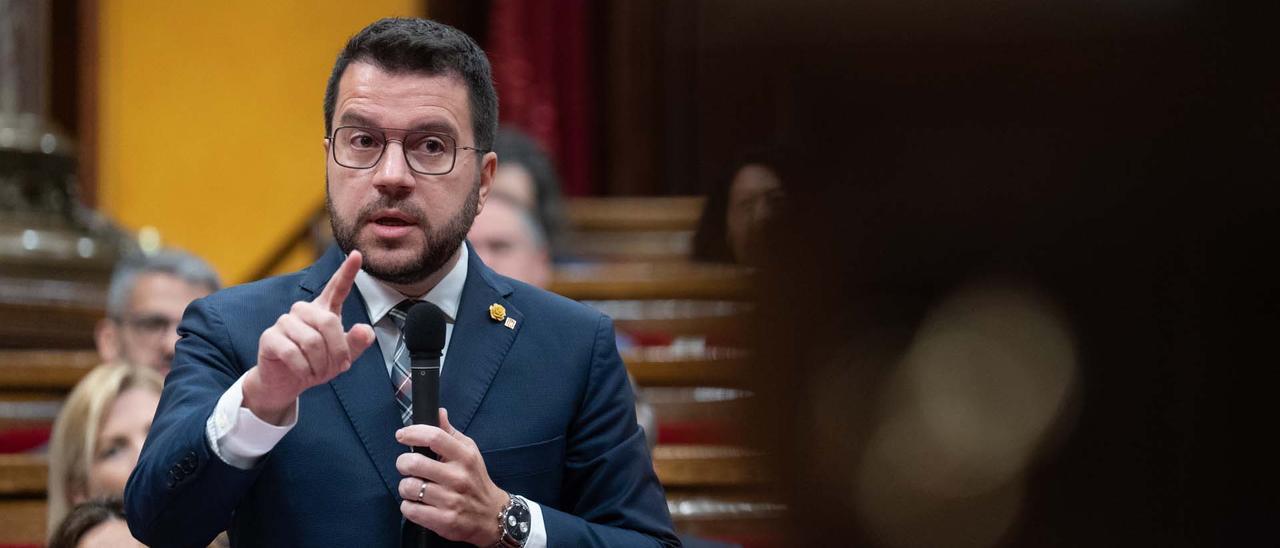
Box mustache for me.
[354,196,428,227]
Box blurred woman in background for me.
[692,149,787,266]
[47,364,163,537]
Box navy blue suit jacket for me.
[125,246,678,547]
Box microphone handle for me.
[411,357,440,460]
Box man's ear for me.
[95,318,119,363]
[476,151,497,215]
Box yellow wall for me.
[97,1,423,284]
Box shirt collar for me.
[353,242,468,325]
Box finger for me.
[400,501,462,541]
[277,313,328,379]
[260,323,308,372]
[396,452,457,488]
[316,250,362,314]
[291,302,350,376]
[438,408,475,447]
[439,408,454,434]
[438,409,480,453]
[396,424,471,464]
[398,477,431,504]
[344,324,376,363]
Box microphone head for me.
[403,301,448,358]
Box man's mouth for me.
[363,209,421,240]
[368,210,418,227]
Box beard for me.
[328,179,480,286]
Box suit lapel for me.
[304,246,403,498]
[329,294,404,498]
[440,248,522,435]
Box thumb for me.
[345,324,376,357]
[439,407,459,437]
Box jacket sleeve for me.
[540,314,681,547]
[124,297,268,547]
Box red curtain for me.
[487,1,596,196]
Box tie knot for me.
[387,300,416,327]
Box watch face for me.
[505,500,531,541]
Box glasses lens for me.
[122,315,176,337]
[404,132,455,175]
[334,127,385,168]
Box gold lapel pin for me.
[489,303,507,322]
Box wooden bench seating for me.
[0,444,775,546]
[565,196,704,232]
[550,261,751,301]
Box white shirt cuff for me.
[522,497,547,548]
[205,375,298,470]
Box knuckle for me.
[298,330,323,350]
[322,313,343,330]
[426,429,445,446]
[281,346,304,364]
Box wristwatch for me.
[494,493,531,548]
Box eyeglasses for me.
[113,314,180,338]
[328,126,488,176]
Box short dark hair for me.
[323,18,498,150]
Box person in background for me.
[467,194,658,449]
[692,151,787,265]
[47,364,163,538]
[95,249,221,374]
[48,498,144,548]
[467,192,554,289]
[491,128,568,260]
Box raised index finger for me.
[316,250,362,314]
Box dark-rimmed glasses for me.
[328,126,489,175]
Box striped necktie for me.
[387,300,416,425]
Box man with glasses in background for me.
[127,17,677,548]
[95,250,220,375]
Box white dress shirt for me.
[204,243,546,547]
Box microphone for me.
[403,301,447,459]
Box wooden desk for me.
[0,350,99,391]
[566,197,704,232]
[624,347,750,387]
[550,262,752,301]
[0,454,48,546]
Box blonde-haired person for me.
[47,363,163,537]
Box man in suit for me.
[124,18,678,547]
[95,248,221,374]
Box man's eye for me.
[349,133,381,149]
[413,136,448,155]
[136,316,170,331]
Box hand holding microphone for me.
[396,301,509,546]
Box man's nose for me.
[372,140,415,193]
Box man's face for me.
[99,273,212,373]
[467,198,552,288]
[492,164,538,211]
[326,62,495,288]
